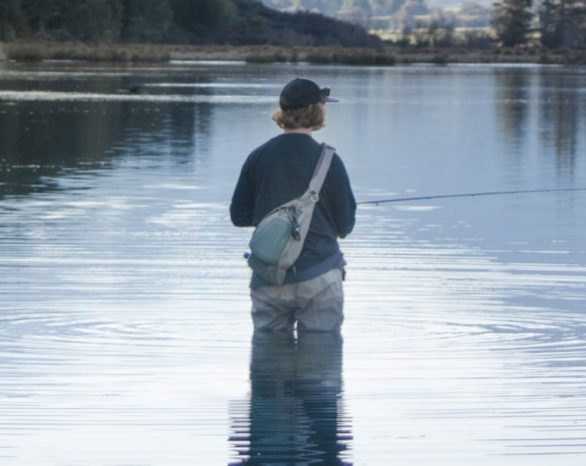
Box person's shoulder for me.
[248,134,286,158]
[244,135,279,164]
[326,150,351,180]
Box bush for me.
[307,47,396,65]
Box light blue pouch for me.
[249,211,293,264]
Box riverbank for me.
[2,42,586,66]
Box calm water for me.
[1,60,585,465]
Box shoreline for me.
[1,42,585,66]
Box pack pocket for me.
[249,215,292,264]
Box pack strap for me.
[308,144,335,195]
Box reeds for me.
[244,46,295,63]
[493,46,586,65]
[3,42,584,66]
[6,42,171,62]
[243,46,397,66]
[305,47,397,65]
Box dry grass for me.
[6,42,171,62]
[391,47,586,65]
[302,47,396,65]
[2,42,585,66]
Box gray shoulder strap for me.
[308,144,335,193]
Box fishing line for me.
[357,187,586,206]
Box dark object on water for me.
[357,187,586,206]
[128,85,143,94]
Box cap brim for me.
[322,97,339,103]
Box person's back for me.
[230,78,356,333]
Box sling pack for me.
[247,144,335,285]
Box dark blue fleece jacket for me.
[230,133,356,287]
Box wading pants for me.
[250,268,344,332]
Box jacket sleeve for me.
[230,155,255,227]
[324,154,356,238]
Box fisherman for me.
[230,78,356,333]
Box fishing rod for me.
[357,187,586,206]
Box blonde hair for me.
[271,103,325,131]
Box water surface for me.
[1,60,586,465]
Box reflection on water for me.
[2,62,586,200]
[1,61,586,465]
[494,68,530,151]
[230,332,351,465]
[0,97,215,198]
[539,71,582,172]
[493,66,585,175]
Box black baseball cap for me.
[279,78,339,110]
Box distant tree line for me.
[264,0,432,28]
[0,0,380,46]
[493,0,586,47]
[265,0,586,49]
[263,0,408,18]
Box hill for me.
[262,0,494,14]
[0,0,380,47]
[262,0,493,28]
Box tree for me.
[3,0,379,47]
[540,0,559,46]
[169,0,236,35]
[20,0,123,42]
[20,0,61,36]
[0,0,27,40]
[539,0,586,48]
[492,0,533,46]
[121,0,173,42]
[427,9,456,46]
[61,0,123,42]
